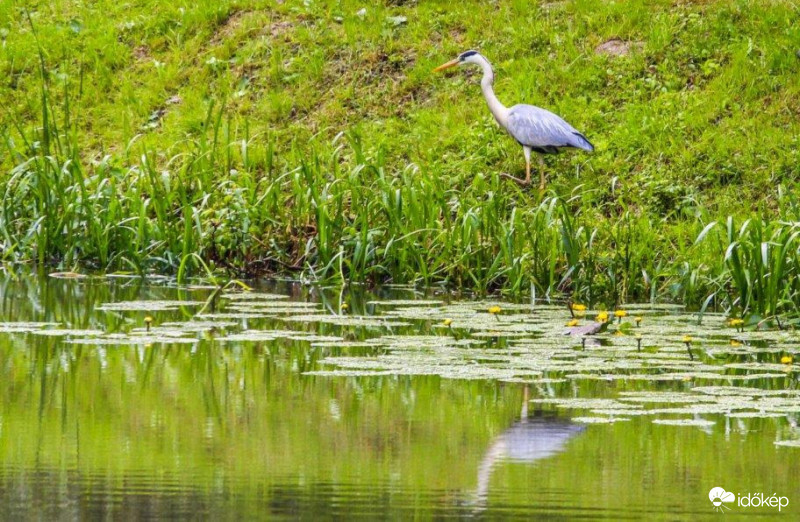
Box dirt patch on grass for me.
[595,39,644,57]
[133,45,150,61]
[209,10,256,47]
[208,9,297,50]
[270,20,293,38]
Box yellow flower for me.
[488,306,502,314]
[614,310,627,318]
[613,330,624,336]
[682,335,693,343]
[571,303,587,312]
[634,316,642,325]
[566,319,579,327]
[635,334,642,340]
[443,318,453,327]
[781,355,793,365]
[144,316,153,324]
[596,311,609,322]
[729,339,742,347]
[341,303,349,311]
[729,318,744,327]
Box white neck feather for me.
[474,54,509,127]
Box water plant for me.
[682,335,693,361]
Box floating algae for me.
[222,292,290,301]
[499,377,568,384]
[96,300,204,311]
[726,412,786,419]
[691,386,800,397]
[725,362,799,373]
[215,331,344,343]
[31,329,105,337]
[529,398,642,411]
[64,334,199,345]
[153,321,239,332]
[617,392,718,404]
[310,340,380,349]
[195,312,273,320]
[652,419,716,427]
[303,370,396,377]
[721,373,791,381]
[470,331,532,339]
[0,322,62,333]
[86,287,790,430]
[572,416,631,424]
[366,299,443,307]
[228,299,322,306]
[282,314,410,327]
[774,439,800,448]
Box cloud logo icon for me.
[709,487,736,512]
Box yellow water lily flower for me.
[614,310,627,318]
[634,316,642,326]
[729,318,744,327]
[488,306,502,314]
[566,319,579,327]
[571,303,587,312]
[443,318,453,327]
[341,303,349,312]
[144,316,153,332]
[682,335,692,343]
[596,311,609,322]
[781,355,793,365]
[729,339,742,347]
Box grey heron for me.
[435,50,594,189]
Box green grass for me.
[1,0,800,315]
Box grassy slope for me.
[1,0,800,307]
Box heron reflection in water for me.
[473,386,585,508]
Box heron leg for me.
[538,155,546,190]
[525,159,531,185]
[500,146,532,186]
[499,169,530,185]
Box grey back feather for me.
[506,104,593,152]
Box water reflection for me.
[0,274,797,518]
[474,387,585,508]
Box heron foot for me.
[499,173,530,186]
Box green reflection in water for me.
[0,274,797,519]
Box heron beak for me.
[433,59,459,72]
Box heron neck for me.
[478,58,508,127]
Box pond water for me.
[0,274,798,519]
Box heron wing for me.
[507,105,593,152]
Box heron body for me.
[435,50,593,189]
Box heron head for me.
[434,50,481,72]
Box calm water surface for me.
[0,275,798,519]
